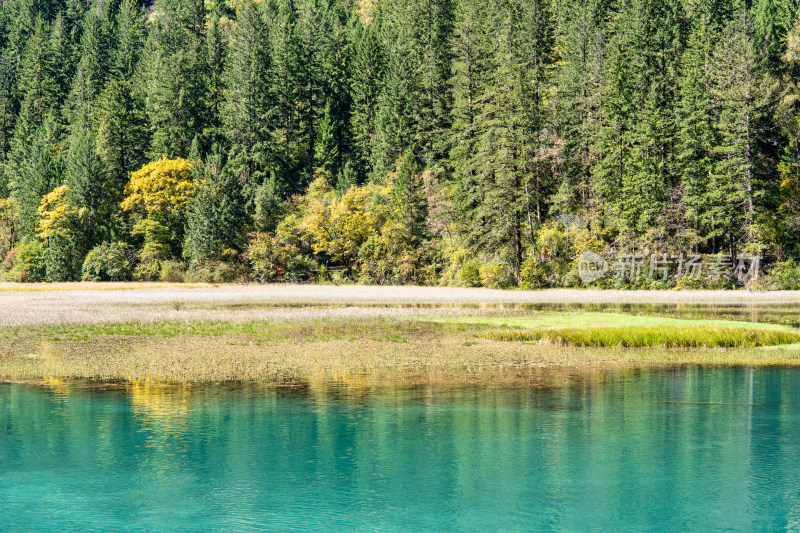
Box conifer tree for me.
[64,104,106,245]
[676,16,717,244]
[9,113,64,237]
[709,10,771,253]
[205,8,227,145]
[349,17,384,176]
[94,79,148,207]
[114,0,146,80]
[224,0,274,203]
[68,7,113,119]
[141,0,209,158]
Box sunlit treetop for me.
[121,157,196,217]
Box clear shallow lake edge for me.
[2,367,800,532]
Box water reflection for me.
[2,368,800,531]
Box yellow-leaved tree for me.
[121,157,195,217]
[121,157,195,250]
[299,176,377,268]
[37,186,79,242]
[35,185,86,281]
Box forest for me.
[1,0,800,288]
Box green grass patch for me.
[432,311,795,331]
[485,326,800,348]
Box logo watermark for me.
[578,251,609,282]
[578,253,760,285]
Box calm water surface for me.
[2,368,800,532]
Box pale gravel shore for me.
[0,283,799,327]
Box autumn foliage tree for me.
[121,156,195,255]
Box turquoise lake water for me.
[2,367,800,532]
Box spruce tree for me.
[676,17,717,246]
[141,0,209,158]
[224,0,274,204]
[551,0,606,211]
[188,148,246,262]
[8,113,64,237]
[114,0,146,81]
[64,103,106,246]
[94,79,148,208]
[68,7,113,118]
[349,17,385,176]
[709,10,771,253]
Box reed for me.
[485,326,800,348]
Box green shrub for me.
[246,232,317,283]
[82,242,133,281]
[520,256,552,289]
[187,259,246,283]
[330,269,348,285]
[458,259,482,287]
[9,239,45,282]
[43,237,82,282]
[479,262,515,288]
[159,260,186,282]
[284,254,317,282]
[246,233,283,281]
[134,243,169,281]
[763,260,800,290]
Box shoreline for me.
[0,283,800,329]
[1,285,799,385]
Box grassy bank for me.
[485,326,800,347]
[2,307,800,385]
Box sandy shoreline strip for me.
[1,284,799,328]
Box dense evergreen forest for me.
[1,0,800,288]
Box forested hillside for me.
[1,0,799,288]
